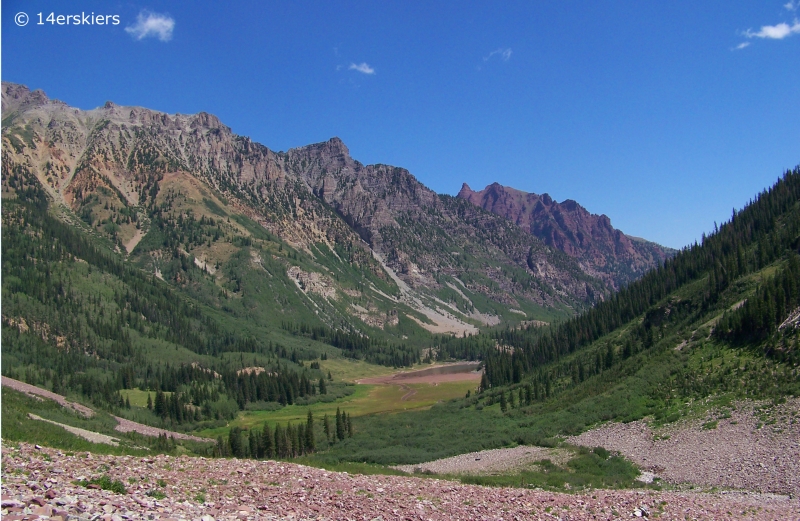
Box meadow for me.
[198,378,478,438]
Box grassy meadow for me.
[198,378,478,438]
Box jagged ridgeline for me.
[0,81,611,428]
[464,166,800,392]
[0,81,608,345]
[315,169,800,465]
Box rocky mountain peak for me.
[457,182,674,289]
[457,183,473,198]
[2,80,610,332]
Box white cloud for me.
[348,62,375,75]
[734,41,751,50]
[785,1,798,11]
[484,48,512,62]
[125,11,175,42]
[743,16,800,40]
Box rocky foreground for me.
[568,399,800,496]
[3,443,798,521]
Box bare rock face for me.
[2,81,607,319]
[458,183,675,289]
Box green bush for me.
[73,475,127,494]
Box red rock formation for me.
[458,182,674,289]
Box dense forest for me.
[436,167,800,390]
[0,165,346,429]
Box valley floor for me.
[2,442,798,521]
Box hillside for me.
[0,80,609,442]
[458,182,675,289]
[313,167,800,478]
[2,81,605,342]
[2,80,799,504]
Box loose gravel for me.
[393,445,572,475]
[2,377,213,444]
[568,399,800,496]
[2,378,94,418]
[3,442,798,520]
[112,417,214,444]
[27,415,120,447]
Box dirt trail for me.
[398,384,417,401]
[112,416,214,443]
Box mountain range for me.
[458,182,674,289]
[3,81,800,503]
[2,82,672,336]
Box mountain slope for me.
[458,182,675,289]
[318,167,800,467]
[2,82,605,338]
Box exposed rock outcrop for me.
[458,182,675,289]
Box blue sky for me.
[3,1,799,249]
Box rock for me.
[457,183,674,289]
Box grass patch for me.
[459,449,646,492]
[199,380,477,438]
[1,388,143,455]
[119,388,170,408]
[320,358,398,383]
[293,457,409,477]
[74,475,127,494]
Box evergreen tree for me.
[305,410,315,452]
[228,426,244,458]
[154,390,167,418]
[604,342,615,370]
[274,424,284,458]
[261,422,274,459]
[215,435,228,457]
[249,429,258,459]
[335,407,345,440]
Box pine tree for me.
[261,422,274,459]
[305,410,315,452]
[154,390,167,417]
[347,413,353,437]
[323,414,331,442]
[274,424,284,458]
[228,426,243,458]
[249,429,258,459]
[605,342,615,369]
[500,392,507,412]
[296,423,305,456]
[335,407,345,440]
[319,377,327,395]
